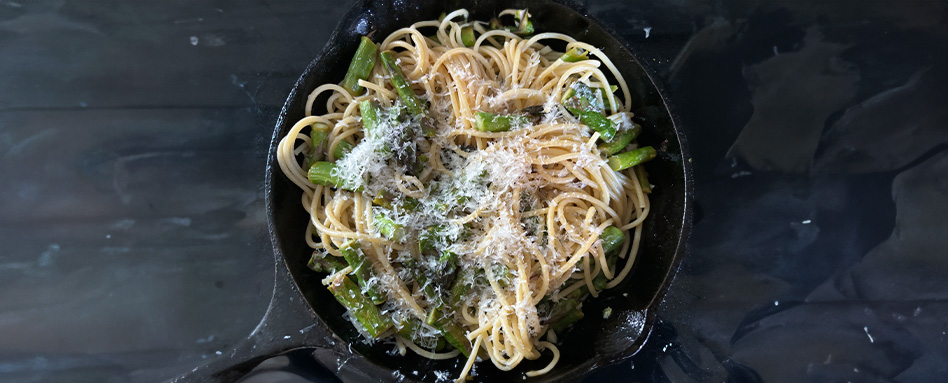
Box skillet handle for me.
[169,262,332,383]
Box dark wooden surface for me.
[1,0,946,382]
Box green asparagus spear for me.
[598,84,619,103]
[395,316,420,339]
[373,190,418,211]
[307,251,347,273]
[563,82,617,140]
[448,269,475,306]
[341,37,379,96]
[575,109,617,141]
[474,111,530,132]
[310,122,329,153]
[359,100,382,139]
[550,305,584,333]
[635,165,652,194]
[559,47,588,62]
[434,250,459,292]
[608,146,656,171]
[327,275,392,338]
[332,140,354,160]
[438,320,471,357]
[461,25,476,47]
[308,161,362,191]
[394,316,446,350]
[593,253,620,291]
[599,226,626,256]
[379,51,426,117]
[598,123,641,155]
[339,241,385,305]
[374,212,405,241]
[513,9,534,36]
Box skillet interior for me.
[267,0,692,381]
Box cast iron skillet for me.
[173,0,692,382]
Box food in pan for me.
[276,8,655,381]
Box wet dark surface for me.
[1,0,945,382]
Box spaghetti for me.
[276,8,653,381]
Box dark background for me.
[1,0,945,382]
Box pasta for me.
[276,8,653,381]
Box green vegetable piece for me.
[379,50,426,117]
[308,161,362,191]
[425,302,472,357]
[435,250,459,291]
[439,319,471,357]
[599,123,641,155]
[592,253,620,291]
[602,307,613,319]
[599,226,626,256]
[373,190,418,211]
[359,100,382,139]
[474,111,529,132]
[307,251,347,273]
[461,25,476,47]
[327,275,392,338]
[573,109,617,141]
[341,36,379,96]
[339,241,385,305]
[448,269,475,307]
[332,140,354,160]
[635,165,652,194]
[514,9,534,36]
[374,212,405,241]
[559,47,588,62]
[608,146,657,171]
[549,298,584,333]
[395,316,419,339]
[563,82,617,140]
[310,122,329,152]
[597,84,619,104]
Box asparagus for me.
[635,165,652,194]
[332,140,354,160]
[598,123,641,155]
[598,84,619,103]
[327,275,392,338]
[593,254,619,291]
[379,51,426,117]
[599,226,626,256]
[513,9,534,36]
[438,320,472,357]
[489,9,533,36]
[608,146,657,171]
[307,251,347,273]
[341,36,379,96]
[559,47,588,62]
[575,109,617,141]
[474,111,530,132]
[461,25,476,47]
[359,100,382,139]
[308,161,362,191]
[310,122,329,154]
[339,241,385,305]
[373,190,418,211]
[395,316,420,340]
[374,212,405,241]
[448,269,475,306]
[412,259,472,357]
[550,305,584,333]
[563,82,617,140]
[435,250,459,291]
